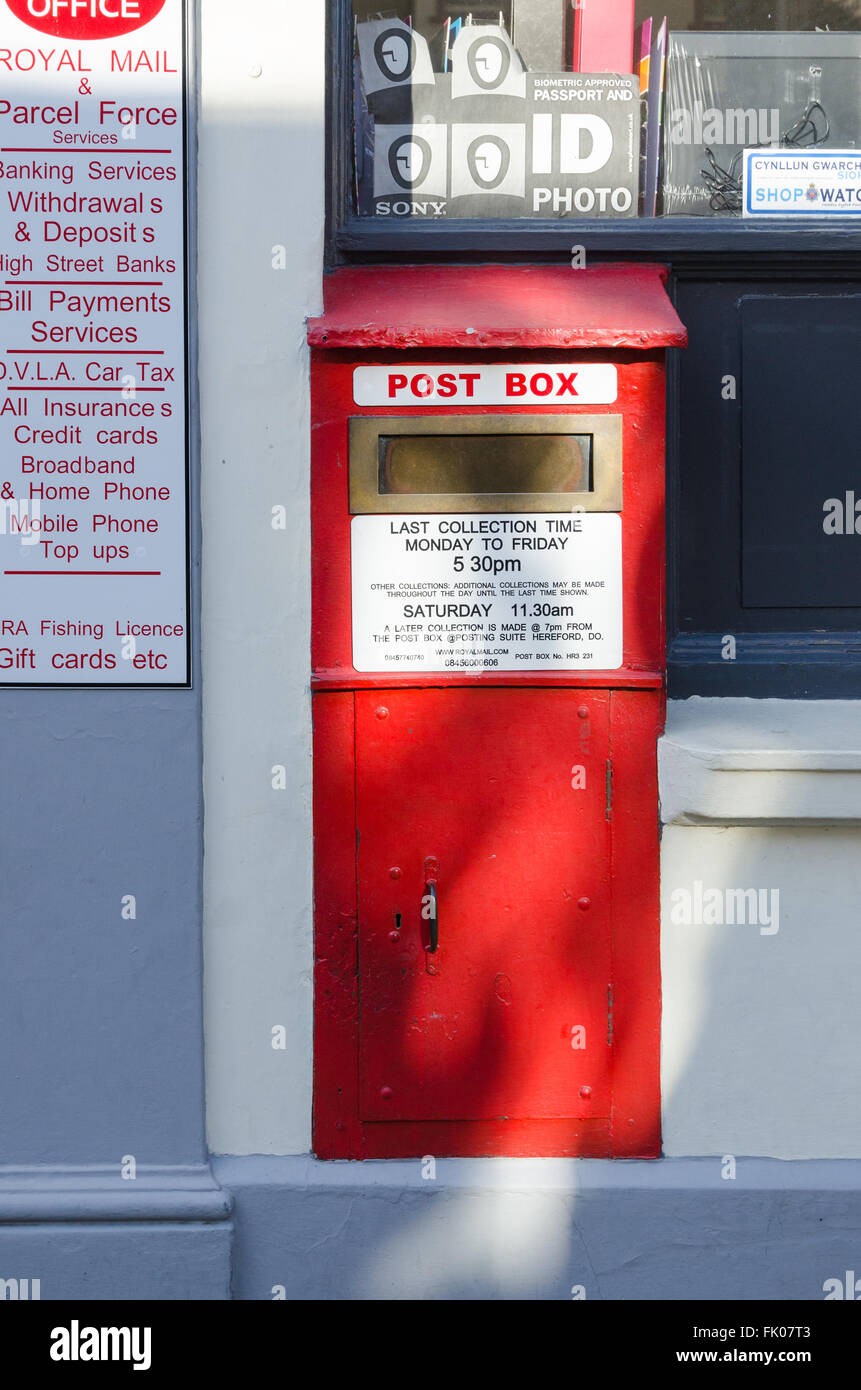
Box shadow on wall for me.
[334,822,861,1301]
[200,19,861,1298]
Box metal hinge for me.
[605,758,613,822]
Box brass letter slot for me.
[349,414,622,514]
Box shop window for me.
[338,1,861,233]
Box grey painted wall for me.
[215,1155,861,1302]
[200,0,323,1156]
[0,0,232,1300]
[0,694,206,1166]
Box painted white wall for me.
[194,0,861,1164]
[198,0,324,1154]
[661,700,861,1158]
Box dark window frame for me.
[327,1,861,267]
[666,267,861,699]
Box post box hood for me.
[307,263,688,352]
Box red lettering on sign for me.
[436,373,457,398]
[506,372,527,397]
[5,0,166,42]
[531,373,553,397]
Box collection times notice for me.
[0,0,188,684]
[352,513,623,673]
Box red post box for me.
[308,265,687,1160]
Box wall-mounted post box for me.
[308,265,687,1159]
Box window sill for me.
[335,214,861,261]
[660,697,861,825]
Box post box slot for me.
[378,433,593,498]
[350,414,622,514]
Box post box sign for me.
[0,0,188,685]
[353,363,618,406]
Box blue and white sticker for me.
[743,149,861,217]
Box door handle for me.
[426,882,438,954]
[424,856,439,954]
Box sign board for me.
[353,363,618,406]
[0,0,188,685]
[743,149,861,216]
[351,512,623,672]
[360,18,640,223]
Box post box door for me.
[356,688,612,1124]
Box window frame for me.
[666,266,861,699]
[327,0,861,266]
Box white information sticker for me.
[743,149,861,217]
[0,0,188,685]
[351,512,623,673]
[353,363,618,407]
